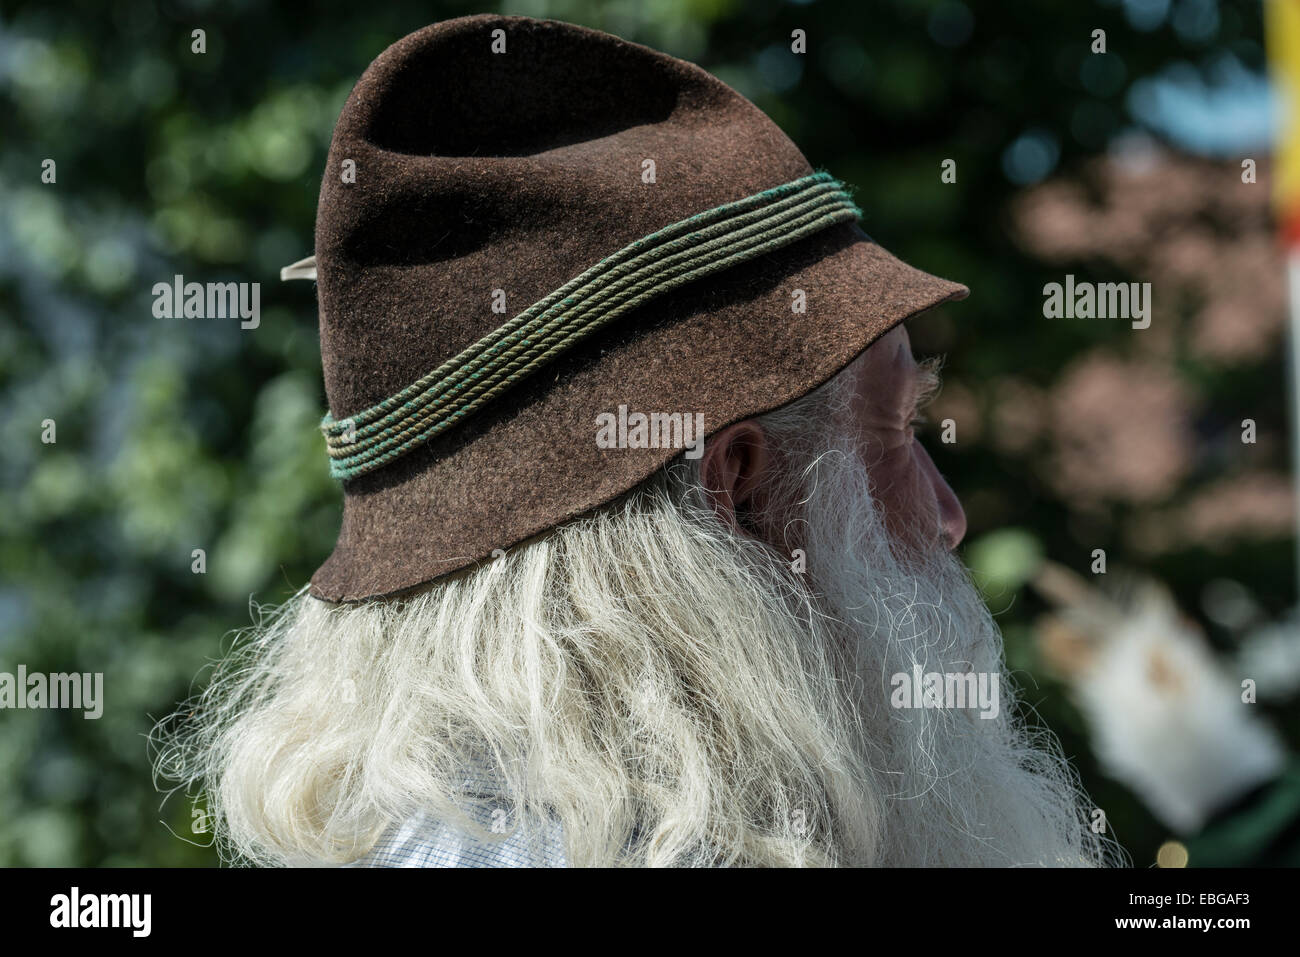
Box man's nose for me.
[916,442,967,550]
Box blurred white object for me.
[1034,563,1285,834]
[1237,609,1300,700]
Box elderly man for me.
[156,15,1116,868]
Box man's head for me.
[155,326,1116,867]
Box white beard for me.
[781,434,1111,865]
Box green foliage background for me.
[1,0,1289,866]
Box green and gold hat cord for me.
[321,171,861,481]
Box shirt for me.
[348,765,567,867]
[352,806,566,867]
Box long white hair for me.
[154,369,1120,867]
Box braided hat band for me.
[320,172,861,481]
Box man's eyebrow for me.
[908,356,944,418]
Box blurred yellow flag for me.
[1268,0,1300,243]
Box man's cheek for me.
[867,448,920,510]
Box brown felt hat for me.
[304,14,967,602]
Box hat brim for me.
[310,222,967,602]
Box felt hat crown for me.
[306,14,967,602]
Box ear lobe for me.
[699,420,771,530]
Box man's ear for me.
[699,420,771,531]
